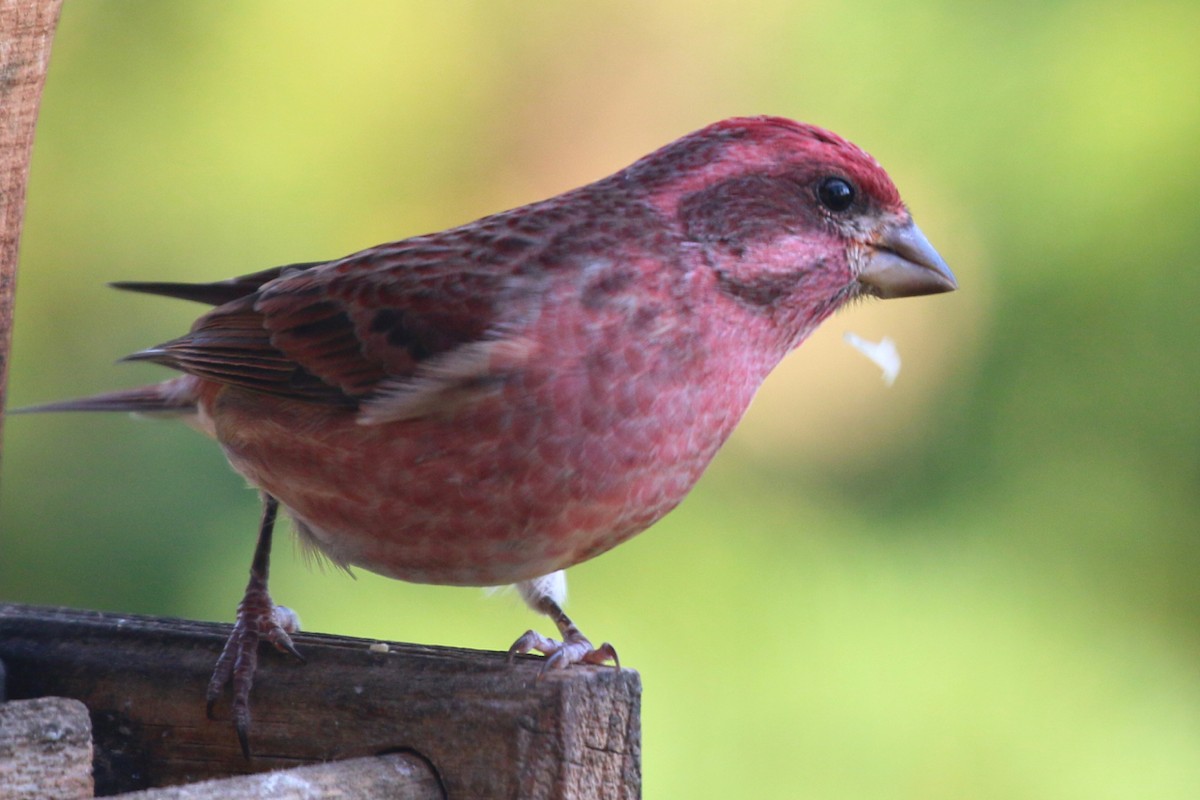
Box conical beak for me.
[857,220,957,299]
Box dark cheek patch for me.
[679,174,816,250]
[714,266,811,309]
[677,173,848,312]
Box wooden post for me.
[0,0,62,459]
[0,603,642,798]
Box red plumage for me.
[21,116,956,754]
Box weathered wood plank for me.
[0,0,64,458]
[0,603,641,799]
[0,696,94,800]
[119,753,442,800]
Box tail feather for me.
[111,261,326,306]
[11,381,197,415]
[16,262,330,416]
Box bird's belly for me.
[206,378,745,586]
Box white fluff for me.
[272,605,302,633]
[517,571,568,609]
[844,332,901,387]
[485,570,569,610]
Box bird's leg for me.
[507,571,619,671]
[206,492,304,758]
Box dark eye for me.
[817,177,856,213]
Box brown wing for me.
[127,226,547,413]
[125,293,359,404]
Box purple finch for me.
[24,116,956,754]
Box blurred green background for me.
[3,2,1199,797]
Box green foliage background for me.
[3,2,1198,797]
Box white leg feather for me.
[516,570,568,609]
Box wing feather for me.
[128,221,551,414]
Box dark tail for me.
[14,261,327,415]
[110,260,326,306]
[11,380,197,415]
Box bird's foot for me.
[508,627,620,672]
[206,575,304,758]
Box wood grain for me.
[119,753,443,800]
[0,0,63,458]
[0,696,94,800]
[0,603,641,799]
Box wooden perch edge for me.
[0,603,642,799]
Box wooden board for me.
[0,603,641,799]
[0,696,94,800]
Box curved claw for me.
[206,596,304,759]
[508,628,620,673]
[507,628,550,664]
[265,605,306,662]
[272,634,306,663]
[207,492,304,760]
[584,642,620,671]
[235,717,252,761]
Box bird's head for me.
[631,116,956,348]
